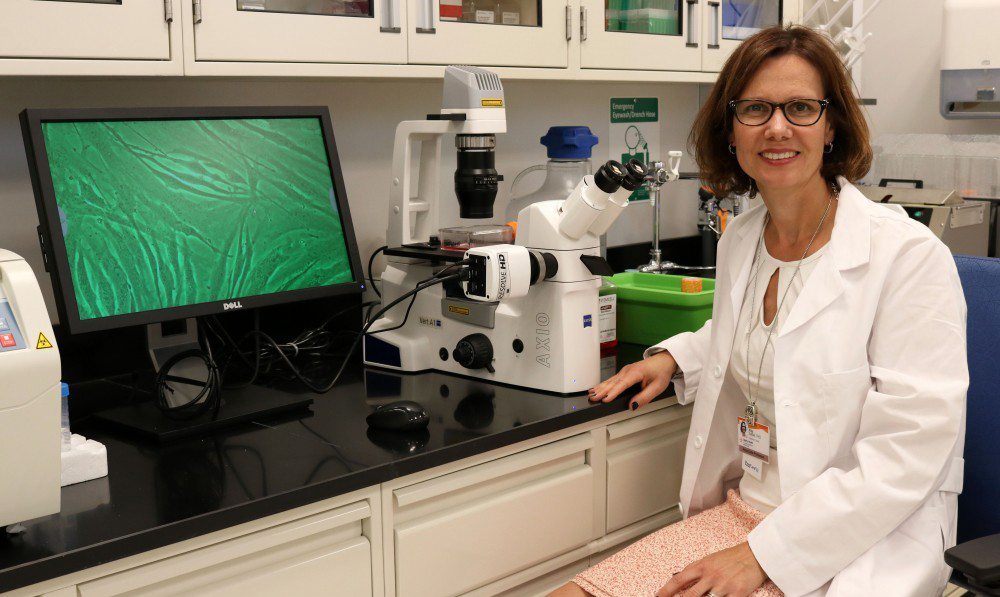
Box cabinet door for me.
[701,0,783,71]
[0,0,171,60]
[192,0,405,64]
[606,405,691,533]
[579,0,701,71]
[406,0,568,67]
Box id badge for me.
[737,417,770,464]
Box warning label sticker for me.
[36,332,53,349]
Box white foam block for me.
[61,434,108,487]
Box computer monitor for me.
[20,107,364,335]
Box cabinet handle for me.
[707,1,720,49]
[416,0,436,33]
[192,0,202,25]
[566,4,572,41]
[580,6,588,41]
[163,0,173,23]
[381,0,401,32]
[685,0,698,47]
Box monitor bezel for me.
[20,106,366,335]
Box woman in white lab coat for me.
[550,25,967,597]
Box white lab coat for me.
[646,178,968,596]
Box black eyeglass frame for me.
[728,98,831,127]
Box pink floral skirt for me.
[573,490,784,597]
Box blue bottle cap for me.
[61,382,69,398]
[540,126,599,160]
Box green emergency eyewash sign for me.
[610,98,659,201]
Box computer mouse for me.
[366,400,430,432]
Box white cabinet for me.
[76,500,375,597]
[406,0,569,67]
[390,434,597,597]
[0,0,172,61]
[580,0,794,72]
[605,404,691,532]
[579,0,700,71]
[190,0,406,64]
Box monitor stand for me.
[92,318,313,443]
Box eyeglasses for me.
[729,98,830,126]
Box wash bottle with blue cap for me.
[504,126,599,223]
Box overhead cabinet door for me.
[0,1,171,60]
[701,0,783,72]
[192,0,405,64]
[407,0,568,67]
[580,0,701,71]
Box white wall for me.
[860,0,1000,136]
[0,77,702,322]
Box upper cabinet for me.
[407,0,569,67]
[192,0,406,64]
[579,0,792,72]
[0,0,799,78]
[0,0,182,75]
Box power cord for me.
[153,328,223,418]
[367,245,388,298]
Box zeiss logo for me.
[223,301,244,311]
[583,314,593,328]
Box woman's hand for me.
[655,542,768,597]
[588,350,677,410]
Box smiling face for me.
[729,54,834,195]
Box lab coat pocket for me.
[820,364,873,459]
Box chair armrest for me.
[946,533,1000,588]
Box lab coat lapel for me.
[729,203,768,323]
[778,178,871,338]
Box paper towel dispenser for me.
[941,0,1000,119]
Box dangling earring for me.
[824,141,834,154]
[728,144,737,154]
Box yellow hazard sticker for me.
[481,99,504,107]
[36,332,53,349]
[448,305,471,316]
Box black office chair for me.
[945,256,1000,596]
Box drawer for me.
[606,406,691,533]
[78,501,373,597]
[393,434,595,597]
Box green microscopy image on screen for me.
[41,117,354,321]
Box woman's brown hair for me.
[690,25,872,198]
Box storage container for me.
[610,272,714,346]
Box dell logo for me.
[223,301,244,311]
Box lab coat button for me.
[713,365,722,378]
[694,435,704,449]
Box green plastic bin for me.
[610,272,715,346]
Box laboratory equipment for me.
[439,224,514,251]
[801,0,889,68]
[0,249,61,531]
[637,152,683,272]
[858,182,990,256]
[364,67,641,393]
[504,126,599,223]
[21,106,365,438]
[941,0,1000,118]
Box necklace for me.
[740,181,839,426]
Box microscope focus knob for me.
[453,333,495,373]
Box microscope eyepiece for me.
[621,159,648,192]
[593,160,626,194]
